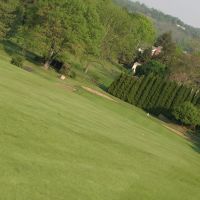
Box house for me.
[132,62,141,73]
[176,24,186,31]
[132,46,163,73]
[138,48,144,54]
[137,46,163,57]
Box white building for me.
[132,62,141,73]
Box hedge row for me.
[108,74,200,116]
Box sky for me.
[131,0,200,28]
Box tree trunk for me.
[84,63,90,74]
[44,60,50,70]
[44,49,55,70]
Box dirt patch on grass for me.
[158,114,188,139]
[163,123,200,152]
[57,83,77,92]
[162,124,188,139]
[82,86,117,102]
[22,66,34,72]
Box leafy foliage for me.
[109,74,200,117]
[154,32,176,64]
[172,102,200,127]
[136,60,166,76]
[0,0,17,39]
[9,0,155,69]
[59,64,76,78]
[114,0,200,53]
[15,0,104,69]
[11,55,24,67]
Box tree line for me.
[114,0,200,53]
[0,0,155,69]
[108,73,200,116]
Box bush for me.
[73,63,82,70]
[68,70,76,79]
[59,64,76,79]
[136,60,166,76]
[11,55,24,67]
[172,102,200,128]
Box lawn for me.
[0,59,200,200]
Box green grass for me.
[1,58,200,200]
[0,40,122,88]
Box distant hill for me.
[114,0,200,52]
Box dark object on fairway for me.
[51,59,64,72]
[60,64,76,79]
[22,66,34,72]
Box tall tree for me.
[0,0,17,39]
[138,75,157,108]
[17,0,102,69]
[154,32,176,65]
[98,2,155,62]
[172,102,200,128]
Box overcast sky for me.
[131,0,200,28]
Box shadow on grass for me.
[187,131,200,153]
[152,113,200,154]
[1,40,42,66]
[99,83,108,92]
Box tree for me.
[192,91,200,105]
[119,75,133,100]
[147,79,166,114]
[154,81,171,113]
[136,60,166,76]
[127,76,144,105]
[108,74,122,94]
[145,76,162,110]
[112,74,126,97]
[17,0,102,69]
[17,0,71,69]
[164,83,179,110]
[0,0,17,39]
[171,85,187,109]
[134,73,153,106]
[154,32,176,65]
[135,47,152,63]
[98,2,155,62]
[172,102,200,129]
[138,75,157,108]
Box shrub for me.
[136,60,166,76]
[59,64,71,75]
[172,102,200,128]
[68,70,76,79]
[11,55,24,67]
[73,63,82,70]
[59,64,76,79]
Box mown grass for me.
[0,55,200,200]
[0,40,122,88]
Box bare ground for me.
[57,82,77,92]
[162,124,188,139]
[81,86,117,102]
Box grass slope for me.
[0,60,200,200]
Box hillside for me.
[1,48,200,199]
[114,0,200,52]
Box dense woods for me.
[1,0,200,86]
[114,0,200,53]
[0,0,155,69]
[114,0,200,87]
